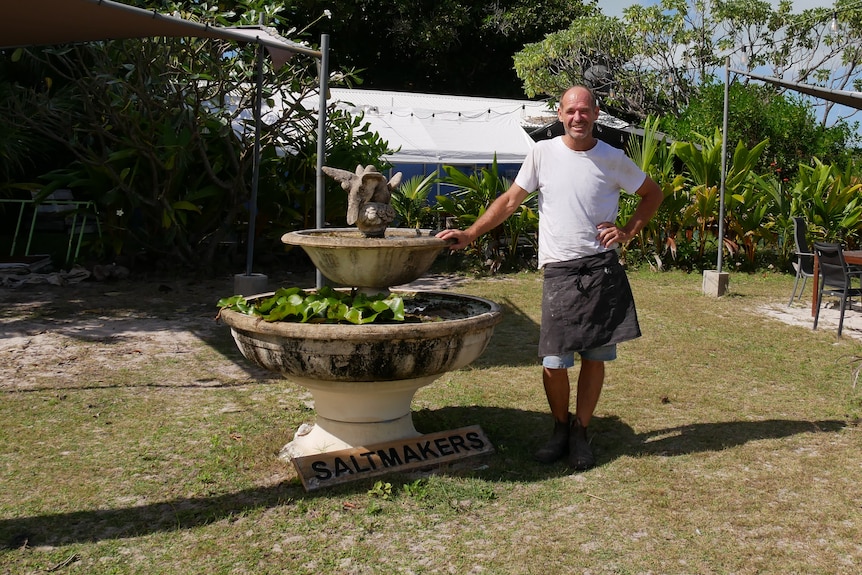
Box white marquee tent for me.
[308,89,555,166]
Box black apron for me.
[538,250,641,357]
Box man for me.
[436,85,663,470]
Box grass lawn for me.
[0,269,860,574]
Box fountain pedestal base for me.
[280,414,419,460]
[279,374,439,458]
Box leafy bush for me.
[435,158,537,273]
[390,173,438,229]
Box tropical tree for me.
[517,0,862,128]
[513,15,638,113]
[771,0,862,126]
[0,1,392,271]
[661,80,854,177]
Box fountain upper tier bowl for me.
[282,228,449,291]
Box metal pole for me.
[717,55,730,274]
[245,41,264,277]
[315,33,330,289]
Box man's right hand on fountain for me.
[435,229,472,251]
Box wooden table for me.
[811,249,862,316]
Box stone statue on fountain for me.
[321,164,402,237]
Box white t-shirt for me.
[515,137,647,267]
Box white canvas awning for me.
[311,89,554,165]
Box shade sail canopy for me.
[2,0,320,65]
[732,68,862,111]
[310,89,553,165]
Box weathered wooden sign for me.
[291,425,494,491]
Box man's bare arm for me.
[596,177,664,248]
[436,183,530,250]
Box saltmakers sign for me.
[291,425,494,491]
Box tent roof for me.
[318,88,555,165]
[2,0,320,65]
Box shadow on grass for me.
[472,297,541,369]
[416,406,848,480]
[1,407,846,549]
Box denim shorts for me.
[542,344,617,368]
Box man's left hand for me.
[596,222,629,247]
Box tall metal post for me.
[245,41,265,277]
[315,34,330,288]
[717,55,730,274]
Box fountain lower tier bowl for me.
[219,291,502,457]
[281,228,449,291]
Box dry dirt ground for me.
[0,272,241,393]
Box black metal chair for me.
[812,241,862,336]
[788,217,814,306]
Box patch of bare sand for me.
[0,276,262,391]
[759,299,862,341]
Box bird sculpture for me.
[322,164,402,237]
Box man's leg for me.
[570,358,605,470]
[533,365,572,463]
[542,367,570,423]
[574,359,604,427]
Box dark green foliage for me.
[390,173,438,229]
[287,0,598,98]
[0,2,393,272]
[435,158,537,273]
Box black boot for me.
[534,414,571,463]
[568,417,595,471]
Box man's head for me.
[557,85,599,151]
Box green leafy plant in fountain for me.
[217,286,405,325]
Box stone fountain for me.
[218,165,502,488]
